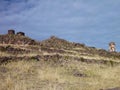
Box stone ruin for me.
[7,30,25,36]
[0,29,37,45]
[109,42,116,52]
[8,30,15,35]
[17,32,25,36]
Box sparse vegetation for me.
[1,60,120,90]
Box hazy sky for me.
[0,0,120,51]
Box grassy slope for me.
[0,36,120,90]
[1,59,120,90]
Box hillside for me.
[0,34,37,45]
[0,33,120,90]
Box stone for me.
[17,32,25,36]
[8,30,15,35]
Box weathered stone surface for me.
[8,30,15,35]
[41,47,65,53]
[0,56,41,64]
[17,32,25,36]
[0,45,30,54]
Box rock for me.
[17,32,25,36]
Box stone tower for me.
[17,32,25,36]
[8,30,15,35]
[109,42,116,52]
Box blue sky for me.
[0,0,120,51]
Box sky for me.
[0,0,120,51]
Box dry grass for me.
[0,59,120,90]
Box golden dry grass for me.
[0,59,120,90]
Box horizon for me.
[0,0,120,51]
[0,30,119,52]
